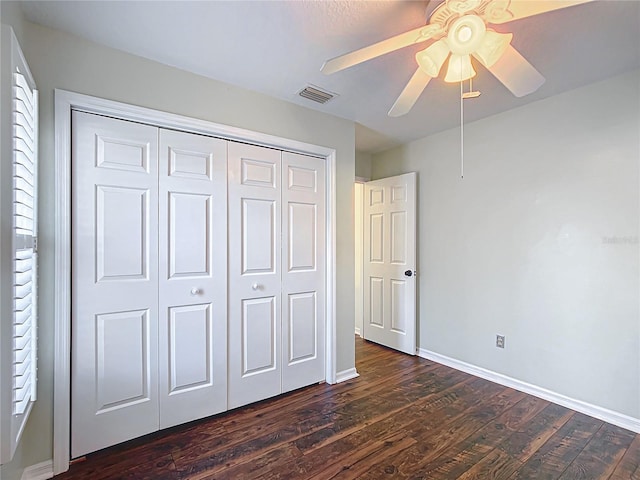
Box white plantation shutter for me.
[12,66,38,416]
[1,25,39,463]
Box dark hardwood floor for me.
[56,337,640,479]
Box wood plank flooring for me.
[55,337,640,479]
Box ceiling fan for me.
[321,0,594,117]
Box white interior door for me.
[157,129,227,428]
[363,172,417,355]
[71,112,160,457]
[228,143,282,409]
[281,152,325,393]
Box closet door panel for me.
[228,143,282,409]
[71,111,159,458]
[281,152,326,393]
[158,129,227,428]
[287,292,317,362]
[167,304,211,391]
[242,198,276,274]
[242,296,277,374]
[95,309,151,410]
[168,192,210,277]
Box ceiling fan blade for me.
[322,25,442,75]
[477,45,545,97]
[388,68,432,117]
[486,0,594,24]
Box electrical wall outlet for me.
[496,335,505,349]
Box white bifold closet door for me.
[71,112,227,458]
[72,113,160,458]
[228,143,325,409]
[281,151,326,393]
[157,129,227,429]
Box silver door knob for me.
[252,283,260,290]
[190,287,201,295]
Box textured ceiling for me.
[18,0,640,153]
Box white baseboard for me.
[418,348,640,434]
[21,460,53,480]
[336,367,359,383]
[354,327,361,337]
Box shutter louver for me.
[12,68,38,416]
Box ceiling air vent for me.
[298,85,336,104]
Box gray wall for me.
[372,69,640,419]
[1,16,356,477]
[355,150,372,180]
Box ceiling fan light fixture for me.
[445,53,476,83]
[447,14,486,54]
[416,39,450,77]
[473,30,513,67]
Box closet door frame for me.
[52,89,338,475]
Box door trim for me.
[53,89,337,475]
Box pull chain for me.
[460,79,464,179]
